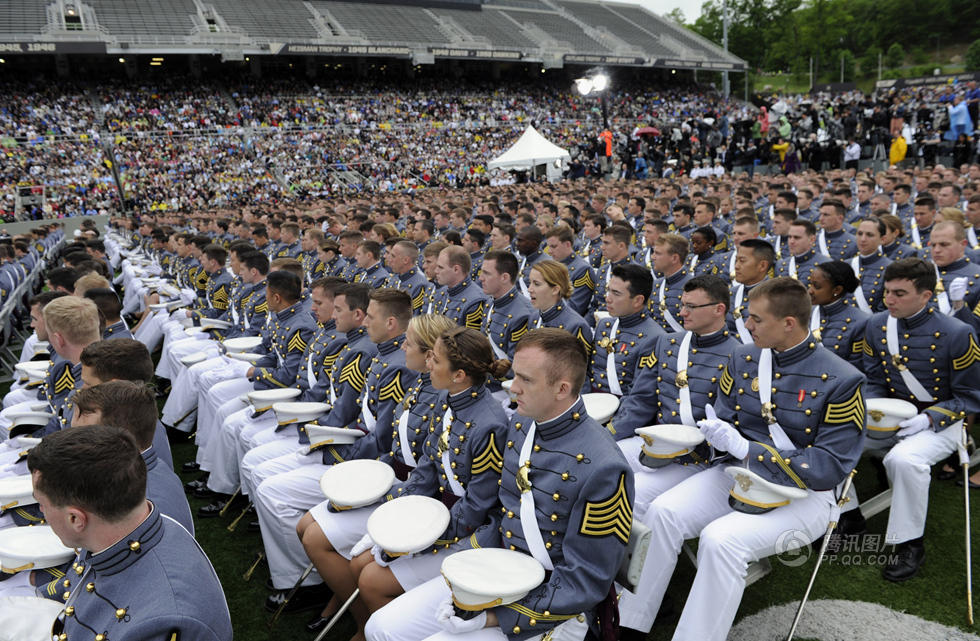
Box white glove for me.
[435,596,487,634]
[948,277,968,302]
[371,545,391,568]
[350,534,373,558]
[697,417,750,460]
[898,413,931,438]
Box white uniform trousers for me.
[195,377,253,466]
[365,577,589,641]
[241,440,302,500]
[156,317,196,379]
[197,385,253,470]
[162,335,218,380]
[883,422,961,544]
[617,465,833,639]
[206,410,283,495]
[618,436,702,521]
[254,459,331,589]
[133,311,168,355]
[160,354,238,429]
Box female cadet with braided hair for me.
[806,260,871,369]
[298,313,456,634]
[347,326,511,636]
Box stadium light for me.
[574,78,592,95]
[573,69,611,129]
[591,73,609,92]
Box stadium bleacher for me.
[0,0,48,38]
[87,0,198,38]
[209,0,320,42]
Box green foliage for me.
[688,0,980,73]
[967,39,980,71]
[885,43,905,69]
[839,50,856,81]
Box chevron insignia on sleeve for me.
[851,338,866,354]
[322,348,342,373]
[378,372,406,403]
[54,366,75,395]
[579,473,632,545]
[862,337,874,356]
[573,271,595,291]
[411,289,426,311]
[638,349,657,369]
[254,301,268,314]
[972,300,980,319]
[471,432,503,475]
[719,364,733,396]
[195,271,208,288]
[952,334,980,371]
[338,354,366,392]
[464,303,485,330]
[510,320,529,344]
[575,328,592,353]
[287,331,308,353]
[823,386,865,427]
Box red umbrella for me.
[635,126,661,136]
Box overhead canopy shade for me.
[487,126,570,171]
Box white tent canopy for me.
[487,126,570,171]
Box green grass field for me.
[168,432,979,641]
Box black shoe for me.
[837,509,867,535]
[882,540,925,582]
[197,495,232,518]
[937,467,958,481]
[618,626,648,641]
[181,461,201,473]
[955,478,980,489]
[193,485,218,499]
[264,584,332,614]
[183,477,208,494]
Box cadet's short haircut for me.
[30,290,69,309]
[441,245,472,274]
[79,338,153,384]
[914,195,936,210]
[777,190,798,206]
[369,289,412,329]
[602,225,632,246]
[270,257,304,281]
[790,219,817,236]
[266,270,302,303]
[83,288,123,322]
[495,223,517,241]
[44,296,100,346]
[281,222,300,238]
[611,263,654,302]
[884,258,936,293]
[684,275,730,313]
[545,225,575,245]
[203,244,228,264]
[733,216,760,232]
[358,240,382,260]
[415,220,435,237]
[655,233,689,262]
[339,230,365,243]
[337,283,371,312]
[698,200,717,215]
[423,240,448,259]
[514,327,588,392]
[240,251,270,275]
[739,238,776,270]
[820,198,846,217]
[672,204,694,218]
[28,425,146,522]
[773,208,798,222]
[46,266,77,292]
[748,277,811,326]
[465,228,486,247]
[484,250,519,282]
[251,225,269,239]
[531,260,572,300]
[393,240,419,261]
[934,219,966,241]
[74,381,157,449]
[74,272,110,296]
[310,276,346,297]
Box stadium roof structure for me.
[0,0,745,70]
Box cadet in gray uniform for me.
[431,246,487,330]
[354,241,391,288]
[806,261,871,370]
[610,275,740,517]
[30,426,232,641]
[365,328,633,641]
[648,234,691,333]
[589,264,663,395]
[618,277,865,641]
[544,226,596,317]
[775,219,830,284]
[384,240,432,315]
[862,258,980,581]
[817,199,858,260]
[526,260,592,353]
[480,251,534,360]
